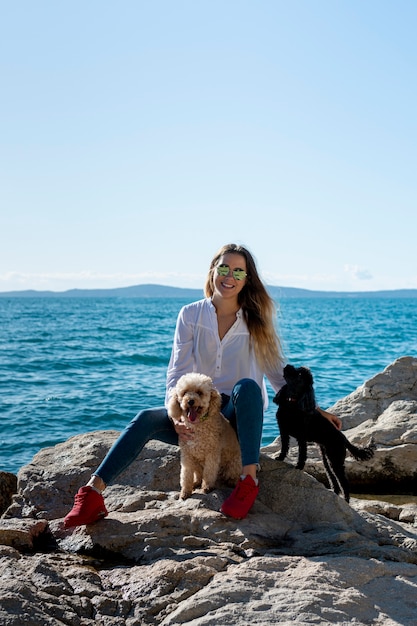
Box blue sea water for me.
[1,296,416,475]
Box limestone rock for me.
[1,357,417,624]
[1,548,416,625]
[331,356,417,429]
[0,471,17,515]
[0,518,49,551]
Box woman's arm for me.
[317,406,342,430]
[165,306,196,406]
[265,360,286,395]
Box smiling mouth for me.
[186,405,201,422]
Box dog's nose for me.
[188,399,195,406]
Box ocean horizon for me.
[1,282,417,299]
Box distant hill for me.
[0,283,416,299]
[0,284,204,299]
[267,286,417,299]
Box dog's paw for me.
[180,490,192,500]
[296,463,306,470]
[277,453,286,461]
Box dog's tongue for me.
[187,407,199,422]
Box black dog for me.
[273,364,375,502]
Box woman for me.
[64,243,341,526]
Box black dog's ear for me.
[301,390,316,413]
[299,375,316,413]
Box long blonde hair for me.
[204,243,284,370]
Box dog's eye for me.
[196,390,203,396]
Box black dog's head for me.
[283,363,313,389]
[274,364,316,413]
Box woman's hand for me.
[171,418,194,442]
[317,407,342,430]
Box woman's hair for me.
[204,243,284,369]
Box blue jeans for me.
[95,378,264,485]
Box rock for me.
[0,471,17,515]
[2,549,415,626]
[266,356,417,494]
[351,497,417,525]
[1,357,417,624]
[158,555,417,626]
[0,518,49,551]
[332,356,417,429]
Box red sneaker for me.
[64,486,108,527]
[220,475,259,519]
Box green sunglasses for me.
[216,264,247,281]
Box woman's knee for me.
[232,378,262,402]
[127,407,168,434]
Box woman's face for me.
[212,252,247,300]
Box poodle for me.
[273,364,375,502]
[168,372,242,500]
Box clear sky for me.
[1,1,416,293]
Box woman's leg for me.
[94,407,177,486]
[222,378,264,469]
[220,378,263,520]
[64,407,178,527]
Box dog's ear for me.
[300,390,316,413]
[299,378,316,413]
[293,367,315,413]
[209,388,222,414]
[167,389,182,420]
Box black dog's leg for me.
[325,446,350,502]
[278,428,290,461]
[296,439,307,469]
[320,446,342,496]
[331,461,350,502]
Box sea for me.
[1,295,416,475]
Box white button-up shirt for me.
[166,298,285,409]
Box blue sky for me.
[1,1,416,293]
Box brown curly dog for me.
[168,373,242,500]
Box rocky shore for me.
[1,356,416,625]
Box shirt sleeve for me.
[265,360,286,394]
[165,305,196,405]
